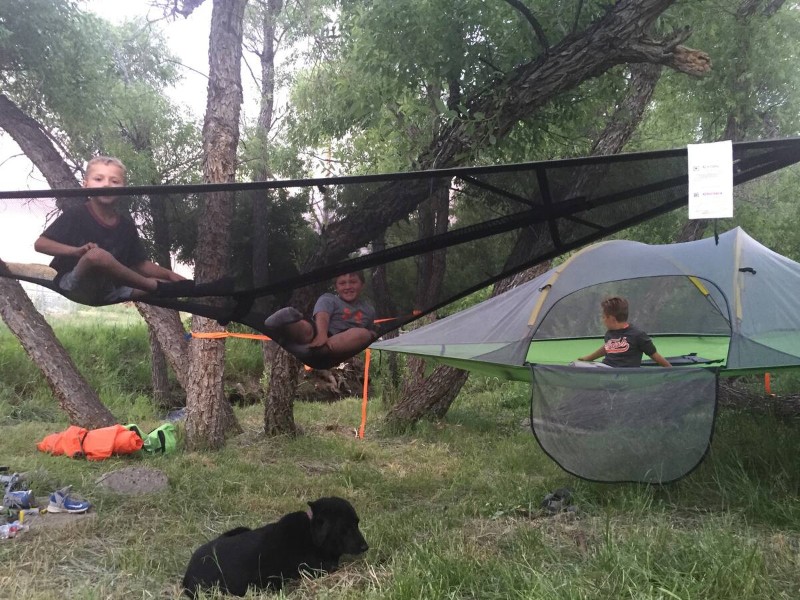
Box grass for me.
[1,318,800,599]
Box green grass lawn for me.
[1,320,800,599]
[2,396,800,599]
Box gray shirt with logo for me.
[313,292,376,335]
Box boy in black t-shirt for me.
[576,296,672,368]
[34,156,195,305]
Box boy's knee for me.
[326,328,374,355]
[81,247,115,268]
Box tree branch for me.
[502,0,550,54]
[619,30,711,77]
[0,93,81,208]
[151,0,207,19]
[572,0,585,34]
[762,0,787,17]
[304,0,699,267]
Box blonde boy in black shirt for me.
[34,156,194,304]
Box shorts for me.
[57,269,134,305]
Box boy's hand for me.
[74,242,98,256]
[166,271,187,282]
[308,333,329,348]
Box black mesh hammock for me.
[2,138,800,372]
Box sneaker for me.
[47,486,91,514]
[2,490,34,510]
[541,487,573,514]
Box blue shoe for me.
[47,486,91,514]
[3,489,34,510]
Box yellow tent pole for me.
[527,241,612,326]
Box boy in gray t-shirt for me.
[263,272,377,368]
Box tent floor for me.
[379,335,731,382]
[525,335,730,367]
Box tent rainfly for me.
[372,228,800,484]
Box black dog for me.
[182,496,368,597]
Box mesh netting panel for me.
[534,276,730,339]
[530,365,717,483]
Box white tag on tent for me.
[687,140,733,219]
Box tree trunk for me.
[264,348,300,435]
[250,0,282,313]
[264,285,317,435]
[185,0,247,450]
[134,303,189,387]
[147,193,182,407]
[149,328,171,408]
[250,0,297,434]
[388,349,469,426]
[387,187,457,425]
[0,273,115,428]
[141,303,187,412]
[0,93,83,210]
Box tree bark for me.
[0,94,82,209]
[371,232,401,390]
[387,339,469,426]
[185,0,247,450]
[387,187,458,424]
[147,193,183,406]
[264,347,300,435]
[251,0,282,315]
[135,303,189,384]
[0,268,115,428]
[264,284,317,434]
[149,328,171,408]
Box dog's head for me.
[308,496,369,558]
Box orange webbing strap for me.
[358,349,371,439]
[189,332,272,341]
[374,309,422,325]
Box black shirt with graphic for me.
[601,324,658,368]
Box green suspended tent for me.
[371,227,800,378]
[372,228,800,484]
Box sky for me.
[0,0,214,265]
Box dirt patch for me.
[16,507,97,533]
[95,466,169,495]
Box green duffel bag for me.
[125,423,178,455]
